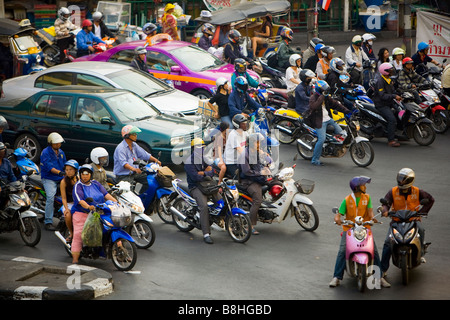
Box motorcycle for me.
[55,198,138,271]
[0,175,41,247]
[332,207,381,292]
[416,84,449,133]
[8,147,40,179]
[169,175,252,243]
[109,181,156,249]
[248,107,279,157]
[380,198,430,285]
[238,158,319,231]
[64,42,108,62]
[296,110,375,167]
[272,108,304,144]
[37,26,80,67]
[248,84,287,110]
[252,56,287,89]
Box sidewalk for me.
[0,254,113,300]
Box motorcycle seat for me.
[178,182,191,194]
[28,174,43,188]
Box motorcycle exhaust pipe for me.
[30,206,45,215]
[276,125,292,135]
[170,206,188,221]
[54,231,71,250]
[296,138,313,151]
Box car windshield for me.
[105,92,159,123]
[106,69,171,97]
[169,45,225,72]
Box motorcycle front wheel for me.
[42,45,59,67]
[111,238,137,271]
[172,198,195,232]
[349,141,374,167]
[19,217,41,247]
[275,119,296,144]
[296,133,315,160]
[412,122,436,146]
[127,220,155,249]
[156,194,174,224]
[357,263,367,293]
[225,213,252,243]
[431,110,449,133]
[401,255,409,285]
[293,203,319,231]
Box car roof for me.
[115,39,190,52]
[43,85,130,95]
[41,61,134,76]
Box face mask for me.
[368,41,373,46]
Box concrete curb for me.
[0,255,113,300]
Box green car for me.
[0,86,201,164]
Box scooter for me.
[252,56,287,89]
[109,180,155,249]
[332,207,381,292]
[416,84,449,133]
[247,107,279,156]
[380,198,431,285]
[238,158,319,231]
[55,198,137,271]
[8,147,40,179]
[0,174,41,247]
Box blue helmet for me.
[64,159,79,171]
[79,164,93,176]
[234,76,248,93]
[418,41,429,51]
[349,176,371,193]
[315,43,325,53]
[314,80,330,96]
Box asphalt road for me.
[1,129,449,303]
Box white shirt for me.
[93,24,102,39]
[224,129,248,165]
[286,67,301,93]
[322,102,331,122]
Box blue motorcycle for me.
[248,107,279,157]
[55,199,137,271]
[9,147,40,179]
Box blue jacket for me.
[76,29,105,51]
[228,90,262,119]
[0,158,17,184]
[184,150,214,189]
[40,146,66,181]
[294,82,312,115]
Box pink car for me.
[75,35,259,99]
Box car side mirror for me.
[100,117,115,125]
[170,66,181,73]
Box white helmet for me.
[90,147,109,166]
[289,54,302,67]
[47,132,64,144]
[362,33,376,42]
[216,77,228,88]
[58,7,70,21]
[92,11,103,22]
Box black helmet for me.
[228,29,242,44]
[397,168,415,190]
[234,58,246,73]
[300,69,315,83]
[309,37,323,48]
[232,114,248,129]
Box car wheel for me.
[192,89,212,100]
[14,133,42,163]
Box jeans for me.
[220,116,233,129]
[312,119,343,164]
[42,178,58,225]
[333,231,382,280]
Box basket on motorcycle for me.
[294,179,315,194]
[111,203,133,227]
[156,166,176,188]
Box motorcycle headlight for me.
[36,54,42,63]
[354,226,367,241]
[392,228,403,242]
[404,228,416,242]
[120,198,144,214]
[352,120,360,131]
[278,167,294,181]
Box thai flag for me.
[317,0,331,11]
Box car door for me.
[70,96,122,158]
[145,50,181,88]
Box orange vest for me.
[391,186,420,211]
[343,193,371,232]
[318,58,330,75]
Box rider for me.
[361,33,377,61]
[198,23,215,52]
[329,176,389,288]
[345,35,369,84]
[372,63,402,147]
[54,7,76,64]
[113,125,161,193]
[303,43,324,72]
[224,114,249,177]
[0,142,17,195]
[231,58,259,91]
[325,57,353,90]
[40,132,66,230]
[130,46,148,73]
[71,164,117,264]
[286,54,302,108]
[90,147,109,190]
[380,168,434,281]
[316,46,336,80]
[223,29,251,64]
[277,27,302,70]
[207,77,232,128]
[397,57,428,104]
[391,47,405,73]
[239,132,272,235]
[294,69,315,115]
[250,14,273,59]
[142,22,157,39]
[412,42,441,77]
[185,138,223,244]
[92,11,118,41]
[305,80,350,166]
[302,37,324,67]
[59,159,79,243]
[76,19,106,57]
[228,76,263,119]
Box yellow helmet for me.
[164,3,175,11]
[191,138,205,148]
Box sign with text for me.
[417,10,450,64]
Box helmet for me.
[191,138,205,148]
[418,41,429,52]
[352,35,362,44]
[121,125,141,138]
[164,3,176,12]
[300,69,315,82]
[234,58,247,73]
[269,184,284,199]
[379,62,394,76]
[321,46,336,56]
[314,80,330,96]
[0,142,6,151]
[215,77,228,88]
[362,33,376,42]
[64,159,79,171]
[201,23,215,36]
[280,27,293,41]
[82,19,92,28]
[134,46,146,55]
[92,11,103,22]
[0,115,8,130]
[402,57,414,65]
[47,132,64,144]
[90,147,109,166]
[289,54,302,67]
[228,29,241,44]
[309,37,323,48]
[349,176,371,193]
[232,114,248,129]
[330,58,346,74]
[234,76,248,93]
[142,22,157,35]
[79,164,93,177]
[392,47,405,57]
[314,43,325,54]
[58,7,70,21]
[397,168,415,190]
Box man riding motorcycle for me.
[397,57,428,104]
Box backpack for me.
[267,51,278,68]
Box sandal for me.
[65,234,73,243]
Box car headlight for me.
[354,226,367,241]
[404,228,416,242]
[171,136,185,146]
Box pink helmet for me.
[379,62,394,76]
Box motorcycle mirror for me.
[380,198,388,205]
[84,157,89,164]
[443,59,447,63]
[331,207,339,214]
[278,162,284,170]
